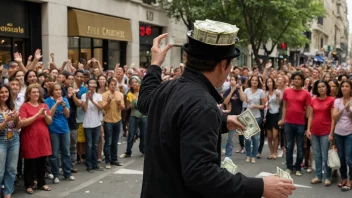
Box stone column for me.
[41,2,68,68]
[126,19,140,67]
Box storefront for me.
[0,0,41,65]
[139,23,162,67]
[67,9,132,70]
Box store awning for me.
[314,55,325,63]
[68,9,132,42]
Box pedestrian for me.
[306,80,334,186]
[244,75,265,163]
[0,84,22,198]
[331,81,352,191]
[279,72,312,177]
[223,75,245,157]
[19,83,52,194]
[45,83,74,183]
[138,29,295,197]
[81,79,104,173]
[102,78,124,168]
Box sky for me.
[348,0,352,33]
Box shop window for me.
[80,37,92,61]
[68,37,79,64]
[108,40,120,70]
[0,38,12,65]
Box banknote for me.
[276,167,294,183]
[193,19,239,45]
[221,157,238,174]
[237,109,260,139]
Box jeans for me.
[70,129,78,167]
[126,117,147,155]
[84,126,101,170]
[245,118,262,158]
[311,134,331,180]
[334,133,352,180]
[49,132,71,178]
[285,123,305,171]
[104,121,121,164]
[0,133,20,196]
[225,130,236,157]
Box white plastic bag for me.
[328,148,341,170]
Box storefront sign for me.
[139,23,162,45]
[68,9,132,42]
[0,0,28,38]
[0,23,25,34]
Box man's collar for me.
[181,67,223,104]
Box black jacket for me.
[138,65,264,198]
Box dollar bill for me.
[237,109,260,139]
[221,157,238,174]
[193,19,239,45]
[276,167,294,183]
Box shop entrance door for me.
[0,37,12,65]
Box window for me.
[68,37,79,63]
[80,37,92,61]
[108,40,120,70]
[317,17,323,25]
[320,38,324,49]
[142,0,156,4]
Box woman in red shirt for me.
[306,80,334,186]
[19,84,53,194]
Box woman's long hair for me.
[0,84,14,111]
[25,83,44,103]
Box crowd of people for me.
[0,49,186,197]
[0,45,352,197]
[220,60,352,192]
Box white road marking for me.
[57,160,135,197]
[115,168,143,175]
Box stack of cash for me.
[193,19,239,45]
[236,109,260,139]
[221,157,238,174]
[276,167,294,183]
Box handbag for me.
[328,146,341,170]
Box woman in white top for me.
[243,75,265,164]
[264,77,281,160]
[81,79,103,173]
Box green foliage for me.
[159,0,325,69]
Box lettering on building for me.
[0,23,24,34]
[87,26,125,38]
[146,11,154,21]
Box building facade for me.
[309,0,349,62]
[0,0,188,70]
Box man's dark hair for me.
[75,70,84,76]
[312,80,330,97]
[290,71,305,86]
[186,54,232,72]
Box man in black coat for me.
[138,31,295,198]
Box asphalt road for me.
[11,136,352,198]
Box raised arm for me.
[137,33,172,115]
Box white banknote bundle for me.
[221,157,238,174]
[193,19,239,45]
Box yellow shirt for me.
[102,91,125,123]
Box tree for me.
[159,0,325,70]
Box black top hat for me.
[182,31,240,61]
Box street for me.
[12,138,352,198]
